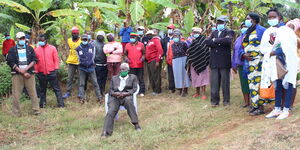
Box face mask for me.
[97,36,104,42]
[82,41,88,45]
[87,35,91,40]
[18,40,26,46]
[245,20,252,27]
[217,24,225,31]
[38,41,46,46]
[72,35,79,40]
[173,37,180,43]
[5,36,10,40]
[212,27,217,31]
[241,28,248,34]
[168,29,173,34]
[137,31,144,35]
[193,34,200,38]
[130,38,136,43]
[268,19,279,27]
[120,71,129,77]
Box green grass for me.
[0,77,299,150]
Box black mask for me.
[107,36,114,42]
[72,35,79,41]
[97,36,104,42]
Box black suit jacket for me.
[205,29,235,69]
[109,74,138,98]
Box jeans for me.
[95,65,108,96]
[275,79,294,108]
[78,69,102,100]
[37,71,64,108]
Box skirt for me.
[190,66,210,87]
[238,66,250,94]
[172,56,190,88]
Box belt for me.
[96,64,107,66]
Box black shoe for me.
[211,104,219,108]
[249,108,265,116]
[101,131,110,138]
[134,124,142,131]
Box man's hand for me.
[242,53,253,61]
[19,68,26,75]
[23,73,31,79]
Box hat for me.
[167,24,175,29]
[192,27,202,32]
[16,32,25,39]
[71,26,79,34]
[130,32,138,37]
[217,15,229,22]
[137,26,145,30]
[81,34,88,40]
[106,33,115,37]
[96,31,105,37]
[146,30,155,35]
[120,63,130,71]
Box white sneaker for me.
[276,111,290,120]
[265,109,281,118]
[139,94,145,97]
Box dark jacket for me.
[172,41,188,59]
[92,41,106,65]
[205,29,235,69]
[161,36,171,57]
[7,45,38,75]
[109,74,138,98]
[138,36,150,47]
[76,43,95,72]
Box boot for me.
[181,88,188,97]
[178,89,183,95]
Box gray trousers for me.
[66,64,78,94]
[78,69,101,100]
[210,68,230,105]
[103,96,138,135]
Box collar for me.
[119,75,129,80]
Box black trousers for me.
[147,61,162,93]
[37,71,64,108]
[210,68,230,105]
[167,64,175,91]
[103,96,138,135]
[130,68,145,94]
[95,65,108,96]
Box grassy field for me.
[0,76,299,150]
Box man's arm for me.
[212,30,235,47]
[155,39,163,62]
[112,43,123,54]
[119,28,125,36]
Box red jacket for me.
[2,39,15,55]
[125,42,144,68]
[145,37,163,63]
[34,44,59,75]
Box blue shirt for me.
[119,27,133,43]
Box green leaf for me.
[48,9,85,17]
[0,0,31,14]
[116,0,126,12]
[41,21,55,26]
[23,0,52,12]
[272,0,300,9]
[149,0,178,9]
[149,22,179,31]
[183,9,194,34]
[103,10,122,24]
[10,26,15,39]
[0,13,15,21]
[130,1,145,25]
[15,23,31,31]
[77,2,119,9]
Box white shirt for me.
[118,75,129,91]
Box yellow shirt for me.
[66,38,81,65]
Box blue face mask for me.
[82,41,88,45]
[268,19,279,27]
[38,41,46,46]
[217,24,225,31]
[245,20,252,27]
[137,31,143,35]
[212,27,217,31]
[173,37,179,43]
[18,40,26,46]
[130,38,136,43]
[5,36,10,40]
[87,35,91,40]
[240,28,248,34]
[193,34,200,38]
[168,29,173,34]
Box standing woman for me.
[186,27,210,100]
[171,30,190,97]
[239,13,266,115]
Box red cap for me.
[167,24,175,29]
[71,27,79,34]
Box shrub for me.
[0,62,12,97]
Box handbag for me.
[276,58,288,79]
[260,83,275,99]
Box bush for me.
[57,61,68,83]
[0,62,12,97]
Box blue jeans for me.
[275,80,294,108]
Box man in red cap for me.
[62,27,82,99]
[124,32,146,96]
[161,24,176,93]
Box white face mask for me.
[268,18,279,27]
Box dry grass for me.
[0,76,299,150]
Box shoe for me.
[276,111,290,120]
[79,98,85,104]
[249,108,265,116]
[181,88,188,97]
[139,93,145,97]
[211,104,219,108]
[248,106,256,113]
[100,131,110,138]
[62,93,71,99]
[33,110,41,115]
[192,93,200,98]
[201,95,207,100]
[134,124,142,131]
[265,109,281,118]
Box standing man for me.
[62,27,81,99]
[76,34,102,104]
[205,16,235,107]
[161,24,176,93]
[145,30,164,95]
[93,31,107,96]
[6,32,40,116]
[119,20,133,51]
[34,34,65,108]
[103,33,123,80]
[137,26,150,46]
[2,33,15,58]
[125,32,146,96]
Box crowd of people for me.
[2,8,300,137]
